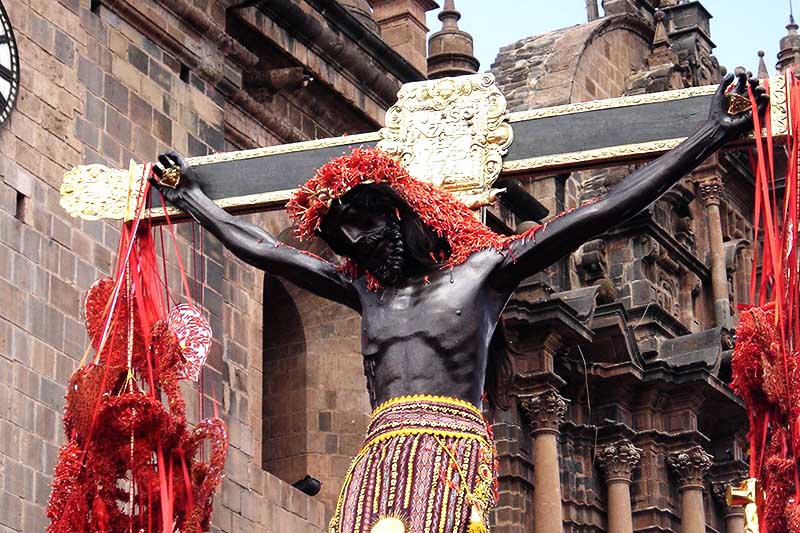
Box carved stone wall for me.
[491,3,754,533]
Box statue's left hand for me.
[708,71,768,139]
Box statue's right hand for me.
[151,150,202,206]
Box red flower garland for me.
[286,148,539,286]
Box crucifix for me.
[59,72,771,533]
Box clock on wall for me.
[0,0,19,127]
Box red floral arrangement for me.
[730,74,800,532]
[47,173,226,533]
[286,148,539,287]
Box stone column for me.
[695,168,728,328]
[597,440,641,533]
[724,504,745,533]
[520,390,568,533]
[668,446,714,533]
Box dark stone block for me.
[226,340,247,367]
[162,52,181,74]
[207,86,225,108]
[100,132,121,162]
[84,92,105,127]
[324,433,338,453]
[103,73,129,113]
[149,60,172,91]
[80,8,108,45]
[152,109,172,144]
[205,258,224,288]
[53,30,76,66]
[190,72,205,92]
[198,120,224,151]
[78,56,103,96]
[60,0,80,12]
[187,133,207,157]
[203,286,223,318]
[141,36,161,58]
[206,339,223,373]
[105,107,132,145]
[129,93,153,130]
[74,117,99,149]
[127,44,149,75]
[28,13,54,50]
[318,412,331,431]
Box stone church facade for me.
[0,0,794,531]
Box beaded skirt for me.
[328,395,497,533]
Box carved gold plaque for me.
[377,73,514,208]
[60,162,145,221]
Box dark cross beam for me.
[148,82,782,219]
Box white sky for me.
[426,0,792,78]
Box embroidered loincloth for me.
[329,395,498,533]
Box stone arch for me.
[261,272,308,485]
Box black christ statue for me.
[153,74,766,411]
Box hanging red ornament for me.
[47,168,227,533]
[730,73,800,532]
[168,303,212,382]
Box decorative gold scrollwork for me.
[377,73,514,209]
[60,162,145,221]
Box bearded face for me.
[317,184,450,286]
[319,200,406,285]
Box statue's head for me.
[318,183,449,285]
[287,148,513,288]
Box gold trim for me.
[727,93,751,115]
[508,84,718,123]
[362,427,490,455]
[502,137,687,173]
[371,394,484,419]
[185,132,381,166]
[770,73,788,137]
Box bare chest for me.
[358,265,502,353]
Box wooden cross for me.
[58,73,789,222]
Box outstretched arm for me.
[152,152,361,312]
[492,73,768,292]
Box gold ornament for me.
[727,478,761,533]
[156,166,181,189]
[60,162,145,221]
[728,92,751,115]
[371,517,406,533]
[467,504,488,533]
[377,73,513,209]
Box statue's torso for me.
[357,250,509,408]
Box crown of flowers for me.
[286,148,523,272]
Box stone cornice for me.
[606,212,712,283]
[520,390,568,436]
